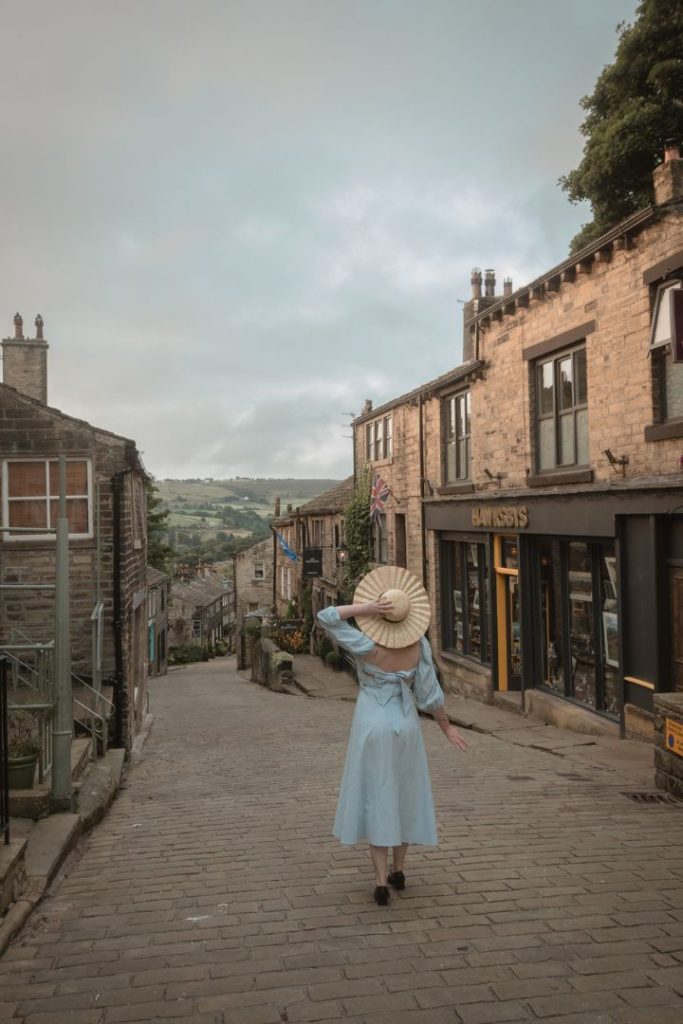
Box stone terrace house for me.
[272,478,354,617]
[146,565,170,677]
[168,578,227,653]
[354,144,683,742]
[0,315,149,748]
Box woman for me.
[317,565,467,906]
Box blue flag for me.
[275,530,298,562]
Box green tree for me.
[337,464,372,602]
[560,1,683,254]
[146,480,175,572]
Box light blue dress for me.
[317,606,445,847]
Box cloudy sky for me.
[1,0,638,480]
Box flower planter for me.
[8,753,38,790]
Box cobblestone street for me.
[3,659,683,1024]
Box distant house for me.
[0,314,149,749]
[146,565,170,677]
[168,577,227,652]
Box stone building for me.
[354,144,683,741]
[272,479,354,617]
[0,315,149,748]
[168,578,227,652]
[146,565,170,677]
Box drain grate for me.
[623,791,683,806]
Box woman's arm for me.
[431,706,468,752]
[333,597,394,621]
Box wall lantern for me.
[336,544,349,564]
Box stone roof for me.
[171,578,225,608]
[147,565,169,587]
[297,476,354,515]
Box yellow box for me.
[665,718,683,758]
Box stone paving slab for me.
[1,657,683,1023]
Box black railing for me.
[0,657,9,844]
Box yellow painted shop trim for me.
[666,718,683,758]
[624,676,655,691]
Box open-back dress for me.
[317,606,445,847]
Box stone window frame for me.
[442,388,472,485]
[252,561,265,581]
[309,517,324,546]
[644,271,683,442]
[365,414,393,462]
[1,457,94,542]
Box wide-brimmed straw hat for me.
[353,565,431,648]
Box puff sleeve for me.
[413,636,445,712]
[317,606,376,656]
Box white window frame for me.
[253,561,265,580]
[649,280,683,353]
[2,458,94,542]
[366,415,393,462]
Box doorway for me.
[495,535,521,691]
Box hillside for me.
[153,477,342,568]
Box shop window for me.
[535,346,588,471]
[2,458,93,540]
[649,280,683,423]
[365,415,393,462]
[537,537,618,717]
[444,391,471,482]
[441,540,490,663]
[373,513,388,564]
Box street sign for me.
[666,717,683,757]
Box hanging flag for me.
[370,472,390,521]
[275,530,298,562]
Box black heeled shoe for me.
[388,870,405,890]
[373,885,390,906]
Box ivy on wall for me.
[338,463,372,602]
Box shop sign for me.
[471,505,529,529]
[666,718,683,758]
[302,547,323,578]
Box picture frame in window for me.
[602,611,619,668]
[453,590,462,614]
[603,555,617,601]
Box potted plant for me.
[7,709,40,790]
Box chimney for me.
[274,497,281,517]
[362,399,373,416]
[2,312,49,403]
[470,268,482,299]
[484,269,496,298]
[503,277,513,298]
[653,139,683,205]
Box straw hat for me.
[353,566,431,648]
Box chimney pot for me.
[362,399,373,415]
[274,497,281,517]
[664,138,681,164]
[13,313,23,339]
[34,314,44,340]
[503,277,513,298]
[470,267,482,299]
[484,269,496,298]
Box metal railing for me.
[0,657,9,844]
[4,635,55,783]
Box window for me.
[253,561,264,580]
[650,280,683,423]
[2,459,92,540]
[310,519,323,546]
[536,346,588,471]
[441,539,490,663]
[537,538,618,717]
[444,391,471,481]
[373,513,388,564]
[365,415,393,462]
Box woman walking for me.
[317,565,467,905]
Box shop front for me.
[426,488,683,731]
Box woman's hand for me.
[373,596,394,617]
[443,723,468,752]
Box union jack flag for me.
[370,472,390,521]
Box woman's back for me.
[364,640,420,675]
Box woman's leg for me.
[369,845,389,886]
[392,843,409,873]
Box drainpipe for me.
[418,393,427,589]
[271,526,277,612]
[111,471,126,748]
